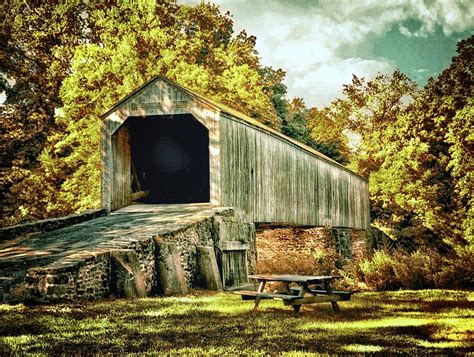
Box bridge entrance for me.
[129,115,210,204]
[111,114,210,208]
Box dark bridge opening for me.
[128,115,210,204]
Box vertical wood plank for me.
[219,115,369,228]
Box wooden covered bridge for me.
[0,76,370,303]
[101,76,369,229]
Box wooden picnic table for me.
[236,274,354,313]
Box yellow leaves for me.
[167,62,210,92]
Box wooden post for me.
[324,280,340,312]
[253,280,266,311]
[110,249,146,298]
[195,246,223,291]
[154,239,188,295]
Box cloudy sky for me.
[180,0,473,108]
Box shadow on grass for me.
[0,321,52,337]
[1,290,473,355]
[421,299,474,312]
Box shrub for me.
[358,250,401,291]
[345,246,473,291]
[435,247,474,289]
[391,248,442,289]
[337,260,368,291]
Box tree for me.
[0,0,86,225]
[0,1,284,225]
[307,107,350,164]
[275,98,348,163]
[331,36,473,250]
[373,36,473,248]
[260,66,287,126]
[326,70,418,176]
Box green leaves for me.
[330,36,473,250]
[314,36,472,252]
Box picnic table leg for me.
[290,283,308,315]
[324,280,340,312]
[298,283,308,297]
[253,280,266,311]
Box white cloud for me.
[399,25,414,37]
[292,58,394,107]
[178,0,473,107]
[401,0,474,36]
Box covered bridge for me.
[101,76,369,230]
[0,76,371,303]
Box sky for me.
[179,0,473,108]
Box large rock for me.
[195,246,223,291]
[154,238,188,295]
[110,249,146,298]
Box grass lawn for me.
[1,289,473,355]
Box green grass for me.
[1,290,473,355]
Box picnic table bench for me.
[235,274,355,313]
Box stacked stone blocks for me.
[23,207,252,303]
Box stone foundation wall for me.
[9,207,372,302]
[328,228,370,259]
[158,216,216,287]
[99,236,156,295]
[26,250,111,302]
[18,207,255,303]
[26,236,162,302]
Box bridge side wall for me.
[219,114,370,229]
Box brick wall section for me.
[350,229,370,260]
[256,226,369,274]
[256,227,330,274]
[256,227,328,256]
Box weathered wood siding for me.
[219,115,370,229]
[111,124,131,210]
[101,76,370,229]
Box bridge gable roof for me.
[101,75,366,181]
